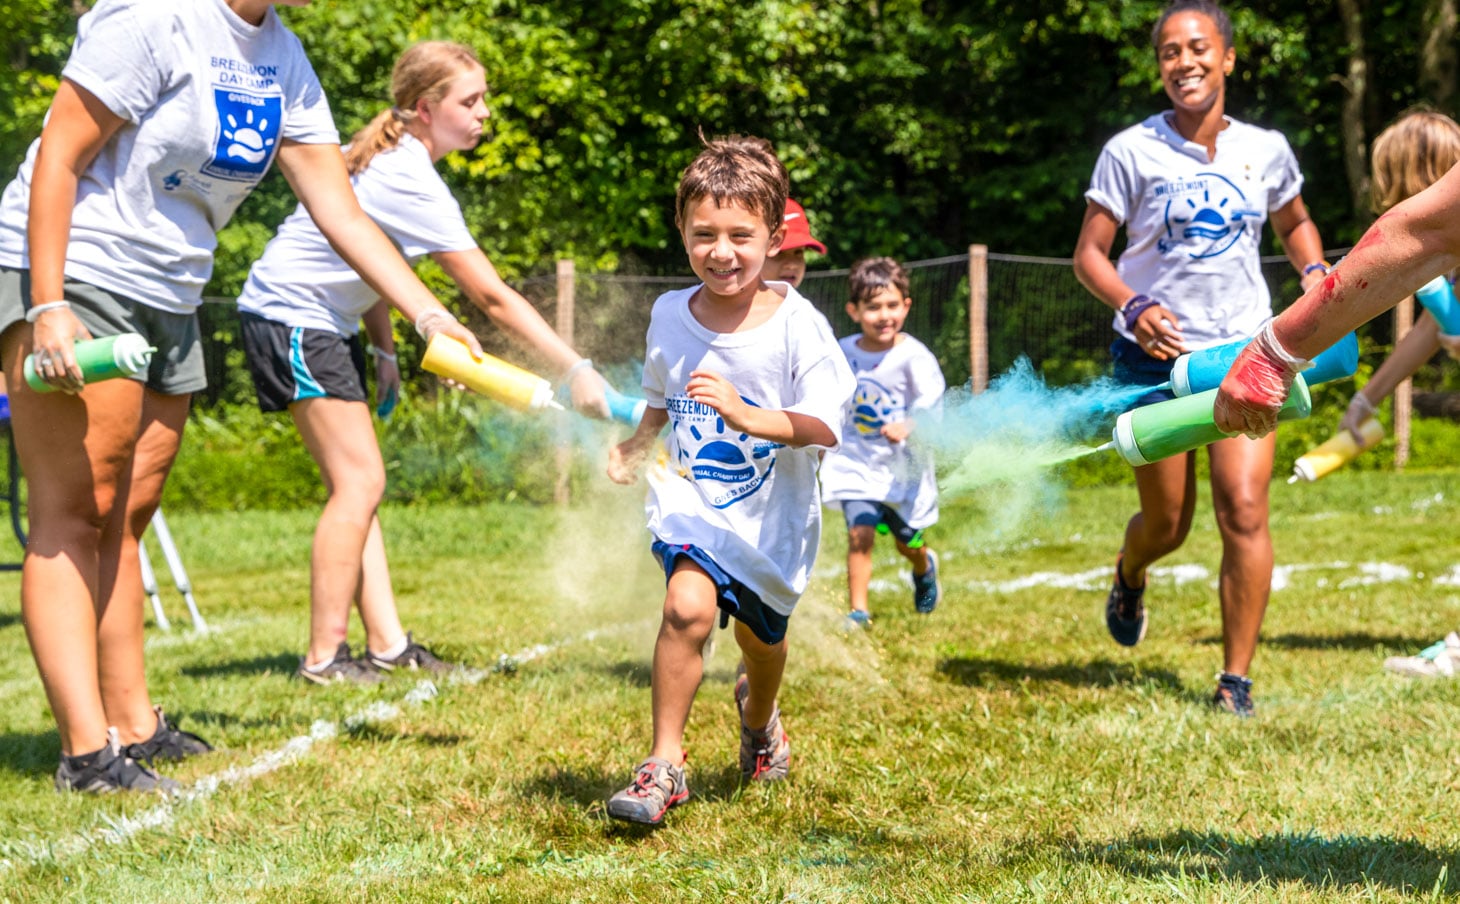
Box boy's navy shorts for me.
[840,499,924,547]
[651,539,788,646]
[240,310,367,412]
[1111,336,1176,410]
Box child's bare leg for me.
[649,560,719,763]
[894,538,931,576]
[733,619,787,731]
[846,525,877,615]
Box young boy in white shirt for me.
[605,135,854,827]
[819,257,946,627]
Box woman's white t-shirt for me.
[1085,113,1304,349]
[238,133,477,335]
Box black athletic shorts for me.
[239,310,367,412]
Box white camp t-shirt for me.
[1085,113,1304,349]
[642,283,856,615]
[0,0,338,313]
[238,134,477,334]
[819,334,945,529]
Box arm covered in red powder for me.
[1214,164,1460,435]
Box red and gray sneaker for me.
[367,632,455,674]
[55,727,179,795]
[735,666,790,781]
[606,756,689,826]
[1212,672,1255,718]
[1105,555,1147,647]
[125,706,213,765]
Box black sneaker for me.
[1105,555,1147,647]
[295,642,385,685]
[125,706,213,765]
[366,632,455,674]
[55,728,179,794]
[1213,672,1255,717]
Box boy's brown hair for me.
[848,256,910,305]
[675,134,789,235]
[1370,108,1460,214]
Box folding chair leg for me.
[138,539,170,631]
[150,509,206,632]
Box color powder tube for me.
[1288,417,1384,484]
[420,335,561,412]
[1109,375,1312,467]
[604,387,647,428]
[1415,276,1460,334]
[23,333,155,393]
[1169,331,1358,397]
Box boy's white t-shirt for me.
[0,0,339,313]
[1085,113,1304,350]
[238,134,477,335]
[819,333,945,529]
[642,282,856,615]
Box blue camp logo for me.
[1157,172,1262,259]
[162,170,184,191]
[851,377,900,437]
[669,394,782,509]
[202,89,282,182]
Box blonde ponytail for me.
[341,41,484,176]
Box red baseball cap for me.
[779,199,826,254]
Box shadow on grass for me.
[1075,829,1459,895]
[1191,632,1434,652]
[180,652,300,679]
[598,659,742,689]
[346,722,466,747]
[0,610,20,631]
[936,656,1184,693]
[0,728,62,779]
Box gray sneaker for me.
[606,756,689,826]
[735,666,790,781]
[124,706,213,765]
[55,727,179,794]
[367,632,455,674]
[296,642,385,685]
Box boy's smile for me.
[681,196,783,302]
[847,286,911,352]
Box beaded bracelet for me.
[1302,261,1332,277]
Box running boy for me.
[819,257,946,626]
[605,135,854,827]
[760,198,825,288]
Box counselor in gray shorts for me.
[0,267,205,395]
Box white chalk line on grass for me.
[0,625,642,876]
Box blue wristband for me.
[1121,294,1161,333]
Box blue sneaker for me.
[912,551,942,613]
[1105,555,1147,646]
[1212,672,1255,717]
[843,609,872,630]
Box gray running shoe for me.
[367,632,455,674]
[55,727,179,794]
[296,642,385,685]
[1384,632,1460,677]
[606,756,689,826]
[125,706,212,765]
[735,666,790,781]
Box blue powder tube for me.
[1169,331,1358,397]
[604,387,647,427]
[1415,276,1460,334]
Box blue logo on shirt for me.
[203,89,282,182]
[851,377,899,437]
[1157,172,1262,259]
[671,394,783,509]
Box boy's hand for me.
[880,421,912,444]
[686,369,751,431]
[607,439,650,485]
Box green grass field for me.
[1,468,1458,902]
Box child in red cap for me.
[762,198,826,287]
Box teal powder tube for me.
[1415,276,1460,334]
[1170,331,1358,396]
[24,333,156,393]
[604,387,647,428]
[1110,375,1312,467]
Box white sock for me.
[303,655,335,673]
[372,636,409,662]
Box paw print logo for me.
[672,396,780,509]
[223,109,275,164]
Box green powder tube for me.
[1109,375,1312,466]
[24,333,156,394]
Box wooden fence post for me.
[1395,294,1413,471]
[554,259,576,504]
[968,244,989,393]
